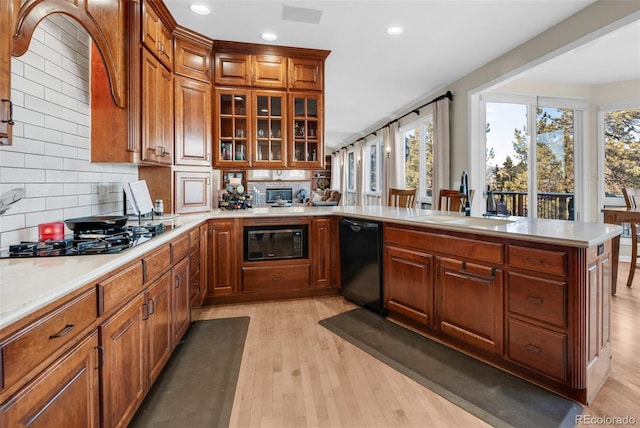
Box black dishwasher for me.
[339,217,386,316]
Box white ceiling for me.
[164,1,640,151]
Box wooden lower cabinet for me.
[207,219,238,297]
[100,271,173,427]
[436,257,503,354]
[172,256,191,344]
[384,245,433,327]
[311,217,333,288]
[0,331,100,428]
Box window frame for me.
[398,109,434,206]
[364,137,383,198]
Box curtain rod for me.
[332,90,452,155]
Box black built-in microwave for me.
[244,224,308,261]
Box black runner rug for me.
[129,317,250,428]
[320,308,582,428]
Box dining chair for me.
[438,189,474,212]
[388,188,417,208]
[622,188,640,288]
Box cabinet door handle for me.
[148,298,156,315]
[94,345,104,370]
[1,99,14,125]
[526,296,544,304]
[49,324,75,339]
[142,302,150,320]
[175,275,181,288]
[458,262,496,281]
[524,344,542,354]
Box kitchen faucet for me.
[460,171,471,216]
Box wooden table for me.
[602,206,640,294]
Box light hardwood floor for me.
[193,263,640,428]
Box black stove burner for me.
[1,223,169,258]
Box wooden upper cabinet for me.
[175,76,211,165]
[252,54,287,88]
[289,57,323,91]
[142,49,173,165]
[142,0,173,70]
[0,0,17,145]
[174,36,212,82]
[214,52,251,86]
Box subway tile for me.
[63,157,91,172]
[44,87,78,111]
[13,105,45,127]
[24,64,63,93]
[26,209,65,227]
[62,107,90,127]
[45,115,78,134]
[10,57,24,77]
[77,171,103,182]
[0,214,26,233]
[25,183,64,198]
[10,136,46,155]
[24,93,64,118]
[44,60,77,87]
[0,151,25,168]
[46,169,79,183]
[25,154,64,170]
[11,74,45,100]
[23,123,63,145]
[64,183,92,195]
[46,195,79,210]
[62,133,89,149]
[1,167,46,183]
[45,142,78,159]
[7,197,46,215]
[78,193,99,206]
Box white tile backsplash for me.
[0,14,137,249]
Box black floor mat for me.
[129,317,250,428]
[320,308,582,428]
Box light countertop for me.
[0,207,621,331]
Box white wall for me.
[0,14,137,249]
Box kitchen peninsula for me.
[0,207,621,425]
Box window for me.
[347,149,355,192]
[365,139,383,193]
[600,105,640,206]
[399,111,434,204]
[481,94,584,220]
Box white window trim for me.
[364,138,383,197]
[398,112,434,205]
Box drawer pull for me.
[142,302,149,320]
[526,296,544,304]
[459,262,496,281]
[524,257,544,265]
[94,345,104,369]
[49,324,75,339]
[524,344,542,354]
[148,298,156,315]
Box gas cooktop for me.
[0,223,174,259]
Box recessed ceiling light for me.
[387,26,404,36]
[190,4,210,15]
[261,32,278,42]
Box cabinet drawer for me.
[507,319,567,382]
[97,262,144,316]
[189,228,200,249]
[0,289,97,396]
[508,245,567,276]
[190,247,200,272]
[171,233,190,263]
[144,244,171,283]
[242,264,310,292]
[507,272,566,328]
[385,226,503,264]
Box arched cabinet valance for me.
[12,0,127,108]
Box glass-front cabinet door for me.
[253,91,286,167]
[215,88,251,167]
[289,92,323,168]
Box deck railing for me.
[491,191,574,220]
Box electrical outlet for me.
[98,184,109,202]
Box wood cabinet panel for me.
[143,244,171,284]
[508,245,567,276]
[311,217,332,288]
[252,54,287,88]
[100,293,147,428]
[385,225,504,265]
[97,262,144,316]
[170,232,191,264]
[0,289,97,399]
[0,331,100,428]
[288,92,323,168]
[174,76,211,166]
[384,245,433,327]
[174,37,211,82]
[507,272,567,328]
[142,0,172,69]
[0,0,18,145]
[214,87,251,167]
[289,57,323,91]
[142,48,173,165]
[172,256,191,344]
[175,170,212,213]
[242,264,311,292]
[437,257,503,354]
[507,318,567,382]
[207,220,238,296]
[214,52,250,86]
[146,272,172,386]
